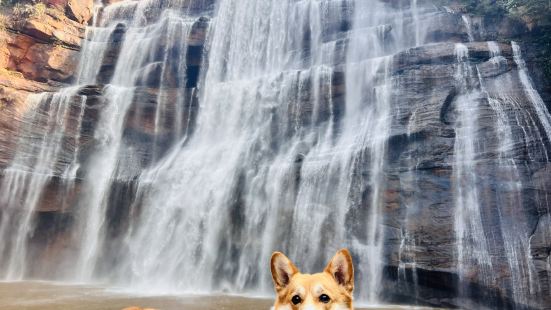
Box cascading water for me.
[0,0,209,282]
[1,0,551,308]
[0,90,86,280]
[117,0,430,302]
[448,37,551,306]
[480,42,536,306]
[452,43,494,294]
[512,42,551,139]
[73,7,199,280]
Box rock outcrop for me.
[0,0,92,168]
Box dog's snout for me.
[301,304,319,310]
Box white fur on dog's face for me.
[270,249,354,310]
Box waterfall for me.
[0,89,86,279]
[452,43,493,293]
[73,9,199,280]
[411,0,421,46]
[448,39,551,306]
[1,0,551,308]
[461,15,475,42]
[115,0,431,301]
[512,42,551,140]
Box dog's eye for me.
[291,295,302,305]
[319,294,331,303]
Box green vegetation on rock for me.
[507,0,551,25]
[13,2,47,18]
[505,0,551,80]
[438,0,551,81]
[435,0,550,23]
[0,0,23,7]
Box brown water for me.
[0,282,434,310]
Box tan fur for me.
[271,249,354,310]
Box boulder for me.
[15,42,80,82]
[0,4,86,85]
[66,0,94,24]
[19,11,85,48]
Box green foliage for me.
[0,13,6,32]
[503,0,551,80]
[435,0,551,25]
[460,0,509,17]
[0,0,43,9]
[431,0,509,16]
[506,0,551,26]
[0,0,20,7]
[0,68,24,79]
[437,0,551,81]
[12,2,47,18]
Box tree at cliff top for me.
[505,0,551,78]
[0,0,62,9]
[0,0,29,7]
[440,0,551,78]
[437,0,551,24]
[507,0,551,26]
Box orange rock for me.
[66,0,94,24]
[0,1,87,169]
[20,43,79,82]
[3,13,81,83]
[22,12,84,48]
[5,34,35,63]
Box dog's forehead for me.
[291,272,339,292]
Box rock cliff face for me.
[0,0,92,168]
[382,39,551,308]
[0,0,550,309]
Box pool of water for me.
[0,282,436,310]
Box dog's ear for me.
[271,252,299,291]
[324,248,354,293]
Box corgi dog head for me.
[270,249,354,310]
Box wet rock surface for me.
[0,2,89,169]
